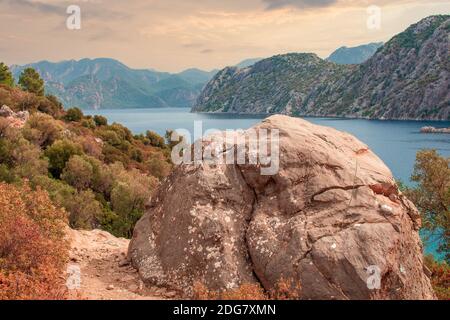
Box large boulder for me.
[129,115,435,299]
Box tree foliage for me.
[0,62,14,87]
[405,150,449,263]
[45,139,83,178]
[18,68,44,96]
[61,155,94,190]
[424,255,450,300]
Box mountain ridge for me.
[327,42,383,64]
[11,58,216,109]
[193,15,450,120]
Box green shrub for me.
[22,113,64,147]
[44,139,83,178]
[0,138,13,166]
[424,255,450,300]
[39,95,64,118]
[107,165,158,237]
[61,155,94,190]
[11,140,48,180]
[146,130,166,148]
[81,118,96,129]
[93,115,108,126]
[64,107,84,122]
[147,153,171,180]
[0,163,16,183]
[405,150,449,263]
[66,190,104,229]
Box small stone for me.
[400,265,406,275]
[165,291,177,298]
[389,194,398,202]
[106,284,115,290]
[118,260,130,267]
[128,284,139,292]
[380,204,393,214]
[121,275,135,282]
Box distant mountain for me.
[192,53,347,113]
[177,68,219,86]
[11,59,216,109]
[327,42,383,64]
[194,15,450,120]
[235,58,263,68]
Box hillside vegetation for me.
[0,71,172,238]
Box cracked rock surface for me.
[129,115,435,299]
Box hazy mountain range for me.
[11,59,217,109]
[11,42,384,110]
[194,15,450,120]
[326,42,383,64]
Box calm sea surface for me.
[85,107,450,258]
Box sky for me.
[0,0,449,72]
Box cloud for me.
[183,43,204,48]
[263,0,338,10]
[0,0,130,20]
[0,0,448,72]
[0,0,64,14]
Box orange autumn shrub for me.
[193,282,267,300]
[424,255,450,300]
[0,182,69,300]
[193,278,302,300]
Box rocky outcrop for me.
[0,105,29,128]
[194,15,450,120]
[420,126,450,134]
[129,115,435,300]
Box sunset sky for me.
[0,0,449,72]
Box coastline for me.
[191,110,450,123]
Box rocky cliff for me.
[129,115,435,300]
[192,53,349,114]
[193,15,450,120]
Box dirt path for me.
[66,229,178,300]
